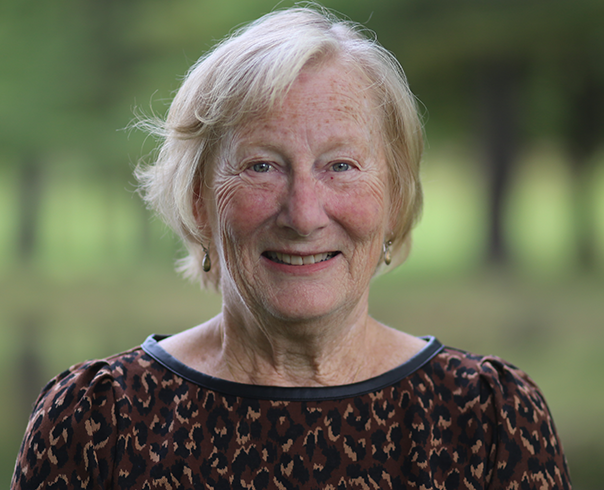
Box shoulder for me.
[12,346,157,489]
[428,346,540,395]
[24,345,149,435]
[427,347,555,432]
[424,346,571,488]
[33,346,147,413]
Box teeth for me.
[270,252,333,265]
[302,255,315,265]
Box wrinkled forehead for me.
[208,59,386,169]
[288,59,378,114]
[243,62,380,139]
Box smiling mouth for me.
[264,251,339,266]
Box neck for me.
[158,296,426,387]
[217,294,378,386]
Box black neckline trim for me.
[142,334,443,401]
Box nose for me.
[277,172,329,237]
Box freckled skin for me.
[211,61,390,324]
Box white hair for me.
[135,5,424,290]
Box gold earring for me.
[383,240,392,266]
[202,245,211,272]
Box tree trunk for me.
[565,72,603,270]
[478,62,522,265]
[18,154,44,263]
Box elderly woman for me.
[13,7,571,490]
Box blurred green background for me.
[1,0,603,487]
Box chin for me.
[259,285,354,324]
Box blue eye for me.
[332,162,351,172]
[252,162,271,173]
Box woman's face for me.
[209,61,391,323]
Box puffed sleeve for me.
[11,360,118,490]
[479,357,572,489]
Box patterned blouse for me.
[12,335,571,489]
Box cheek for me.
[328,180,389,240]
[213,178,280,245]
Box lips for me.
[264,251,338,265]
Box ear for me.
[192,181,212,239]
[387,193,402,237]
[192,183,205,224]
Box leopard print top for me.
[12,335,571,489]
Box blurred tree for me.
[562,60,604,269]
[372,0,604,267]
[478,61,523,264]
[1,0,603,268]
[0,0,148,261]
[1,0,80,262]
[17,155,44,262]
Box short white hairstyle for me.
[135,5,424,290]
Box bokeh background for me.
[1,0,603,487]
